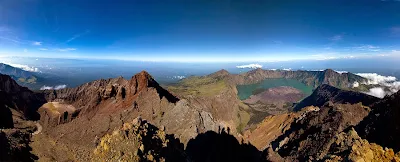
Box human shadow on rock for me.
[185,129,265,162]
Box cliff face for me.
[0,74,46,127]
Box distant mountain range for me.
[0,69,399,161]
[0,63,39,86]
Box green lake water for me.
[236,78,313,100]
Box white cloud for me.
[32,41,42,46]
[40,84,67,90]
[283,68,292,71]
[356,73,396,85]
[356,73,400,98]
[171,76,185,79]
[3,62,40,72]
[38,48,48,51]
[236,63,263,69]
[40,86,53,90]
[54,85,67,90]
[366,87,386,98]
[56,48,76,52]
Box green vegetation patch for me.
[168,76,228,97]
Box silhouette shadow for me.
[185,129,265,162]
[0,131,38,162]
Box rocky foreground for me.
[0,69,400,161]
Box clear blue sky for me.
[0,0,400,62]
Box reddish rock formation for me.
[33,71,223,161]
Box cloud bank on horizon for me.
[354,73,400,98]
[236,64,263,69]
[2,62,40,72]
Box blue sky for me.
[0,0,400,62]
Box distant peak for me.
[131,70,153,81]
[324,69,336,73]
[209,69,230,77]
[217,69,229,74]
[138,70,151,77]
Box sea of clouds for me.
[353,73,400,98]
[40,85,67,90]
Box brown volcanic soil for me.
[243,86,305,128]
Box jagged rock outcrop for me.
[270,103,372,161]
[294,84,378,111]
[93,117,187,162]
[37,102,80,128]
[324,128,400,162]
[39,71,179,126]
[356,90,400,152]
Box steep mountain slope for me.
[33,71,224,161]
[294,84,379,111]
[0,74,46,125]
[356,90,400,152]
[0,74,46,161]
[243,106,319,150]
[269,103,372,161]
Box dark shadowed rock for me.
[356,91,400,152]
[270,103,371,161]
[294,84,378,111]
[0,74,46,121]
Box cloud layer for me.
[355,73,400,98]
[4,62,40,72]
[236,64,263,69]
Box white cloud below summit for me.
[236,64,263,69]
